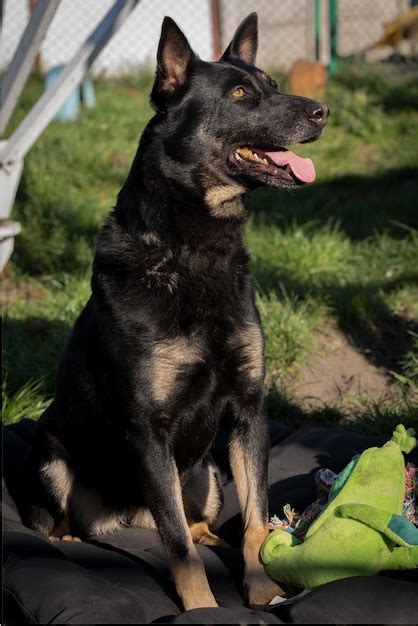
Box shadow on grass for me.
[382,82,418,112]
[327,59,418,114]
[13,169,100,275]
[250,167,418,241]
[251,166,418,377]
[255,263,418,376]
[265,384,418,438]
[3,317,72,396]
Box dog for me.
[23,13,329,610]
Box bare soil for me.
[290,329,395,411]
[1,270,47,305]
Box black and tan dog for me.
[23,13,328,610]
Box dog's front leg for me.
[129,429,218,611]
[228,398,285,607]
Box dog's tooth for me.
[239,148,253,159]
[237,147,268,164]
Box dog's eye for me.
[231,86,247,99]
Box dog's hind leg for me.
[188,520,228,547]
[23,425,74,539]
[183,457,227,547]
[129,459,227,546]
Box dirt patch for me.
[1,270,47,305]
[109,149,132,169]
[290,329,395,411]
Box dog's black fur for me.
[23,13,328,609]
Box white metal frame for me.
[0,0,139,271]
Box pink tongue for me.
[265,150,316,183]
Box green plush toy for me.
[261,424,418,591]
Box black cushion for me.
[3,419,418,624]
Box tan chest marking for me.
[205,183,245,218]
[229,321,264,381]
[151,335,205,403]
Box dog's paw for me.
[197,531,229,547]
[245,569,285,608]
[182,594,219,611]
[195,529,229,548]
[49,534,82,542]
[189,521,229,547]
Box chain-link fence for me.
[1,0,212,77]
[337,0,410,57]
[1,0,411,77]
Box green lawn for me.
[2,61,418,435]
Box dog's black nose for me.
[305,102,329,126]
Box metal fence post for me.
[314,0,321,61]
[0,0,60,135]
[328,0,339,74]
[0,0,139,271]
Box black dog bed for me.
[3,419,418,624]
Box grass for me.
[2,60,418,436]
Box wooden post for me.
[210,0,222,61]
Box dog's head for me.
[148,13,329,216]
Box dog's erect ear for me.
[151,17,196,106]
[221,12,258,65]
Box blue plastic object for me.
[45,65,96,121]
[45,65,80,121]
[81,76,96,109]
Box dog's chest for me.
[149,319,263,408]
[147,246,262,401]
[149,321,264,471]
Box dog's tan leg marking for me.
[151,335,204,404]
[171,547,218,610]
[164,463,218,610]
[183,458,224,526]
[42,459,82,542]
[130,507,157,529]
[183,461,227,547]
[229,437,285,605]
[229,322,264,381]
[205,183,245,218]
[41,458,73,513]
[188,521,228,547]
